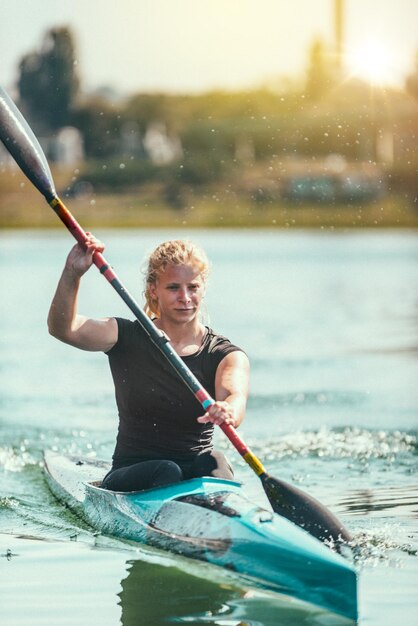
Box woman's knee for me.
[191,450,234,480]
[151,460,183,487]
[101,468,126,491]
[212,451,234,480]
[102,460,184,492]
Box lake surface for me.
[1,228,417,625]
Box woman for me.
[48,235,250,492]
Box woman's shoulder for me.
[111,317,140,336]
[106,317,146,355]
[203,327,244,355]
[113,316,137,328]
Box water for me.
[1,228,417,625]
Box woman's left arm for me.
[197,351,250,428]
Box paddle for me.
[0,86,352,546]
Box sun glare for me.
[347,40,395,85]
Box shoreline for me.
[1,181,417,230]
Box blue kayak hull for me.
[43,451,357,621]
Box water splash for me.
[0,446,37,472]
[0,496,20,510]
[350,524,418,569]
[0,427,114,474]
[246,428,416,462]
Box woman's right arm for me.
[47,235,118,352]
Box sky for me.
[1,0,417,97]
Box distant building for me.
[52,127,84,165]
[143,122,182,165]
[36,127,84,166]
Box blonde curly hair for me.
[144,240,210,318]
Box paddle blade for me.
[0,87,56,202]
[261,473,352,546]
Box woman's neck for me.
[155,318,206,356]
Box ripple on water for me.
[342,484,418,519]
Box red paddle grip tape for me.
[51,198,86,245]
[220,423,249,456]
[50,199,117,283]
[195,389,212,404]
[93,253,117,282]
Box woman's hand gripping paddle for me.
[0,86,352,546]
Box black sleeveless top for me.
[106,318,242,466]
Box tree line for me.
[14,27,418,205]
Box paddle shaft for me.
[50,195,266,478]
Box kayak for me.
[43,451,357,621]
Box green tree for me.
[18,27,80,132]
[73,97,123,158]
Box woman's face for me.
[149,263,205,324]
